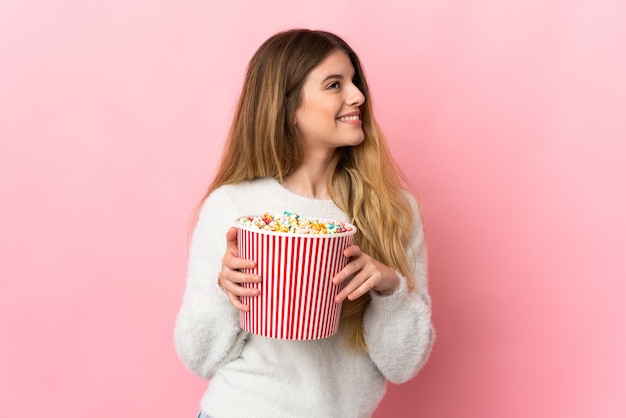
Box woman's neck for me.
[281,156,333,199]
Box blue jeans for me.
[198,412,212,418]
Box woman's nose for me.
[347,84,365,107]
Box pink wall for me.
[1,1,625,417]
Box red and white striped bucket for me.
[236,217,356,340]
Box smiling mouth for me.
[336,115,361,122]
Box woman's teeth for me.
[337,115,360,122]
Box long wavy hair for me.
[203,29,417,352]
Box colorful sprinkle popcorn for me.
[236,212,353,234]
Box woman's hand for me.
[333,245,400,303]
[218,227,261,312]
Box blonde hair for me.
[204,29,417,351]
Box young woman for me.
[174,29,434,418]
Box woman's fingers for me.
[333,245,399,302]
[342,244,362,258]
[223,257,257,274]
[220,270,261,290]
[225,226,238,246]
[221,227,261,311]
[223,227,254,268]
[220,270,261,312]
[227,292,251,312]
[332,245,362,286]
[334,267,378,303]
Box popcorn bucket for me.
[236,215,356,340]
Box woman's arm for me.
[362,196,435,384]
[173,193,248,379]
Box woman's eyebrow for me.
[320,74,344,84]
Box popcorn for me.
[236,212,353,235]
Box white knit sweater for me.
[174,177,434,418]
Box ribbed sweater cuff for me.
[368,273,410,321]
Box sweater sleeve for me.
[173,192,247,379]
[362,196,435,384]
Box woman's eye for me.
[327,81,341,89]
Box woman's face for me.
[294,50,366,157]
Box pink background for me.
[1,1,625,417]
